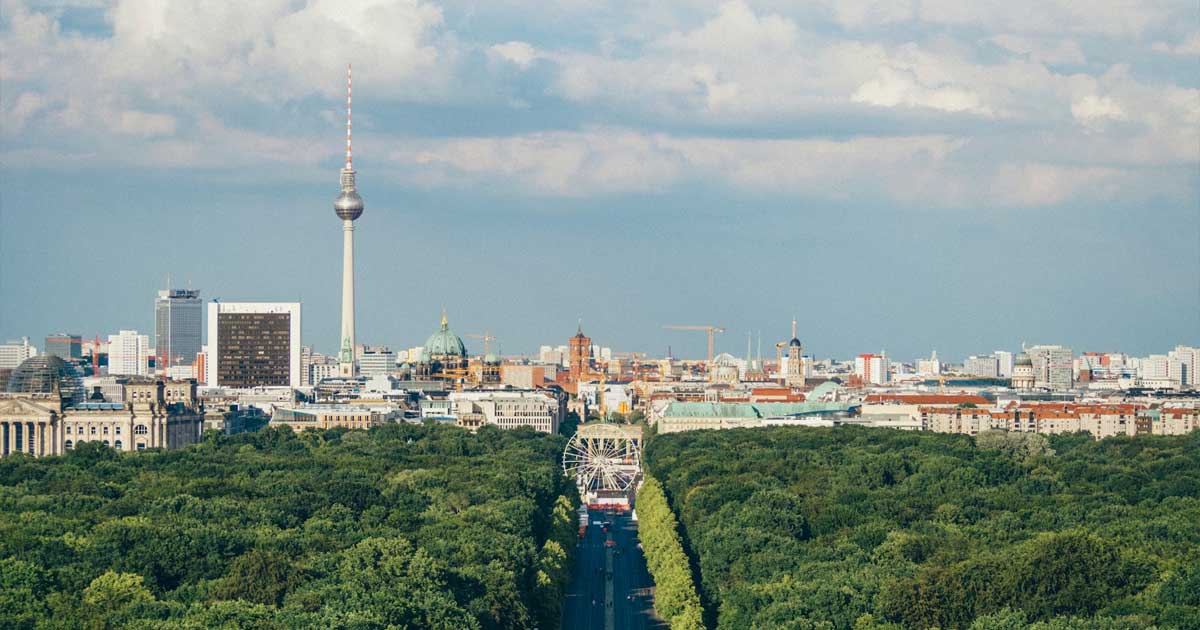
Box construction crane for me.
[465,331,496,356]
[663,325,726,364]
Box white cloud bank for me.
[1,0,1196,208]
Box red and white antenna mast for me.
[345,63,353,170]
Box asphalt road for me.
[562,509,666,630]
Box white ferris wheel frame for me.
[562,429,642,493]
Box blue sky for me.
[1,0,1198,361]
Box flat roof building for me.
[206,302,301,389]
[156,289,202,371]
[44,334,82,360]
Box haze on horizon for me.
[1,0,1197,361]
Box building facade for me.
[271,404,385,432]
[1027,345,1073,390]
[855,353,890,385]
[447,390,563,433]
[206,302,302,388]
[358,346,395,378]
[155,288,202,371]
[44,334,82,360]
[0,338,38,370]
[1,377,203,457]
[964,355,1000,378]
[107,330,150,376]
[786,336,805,389]
[568,325,592,382]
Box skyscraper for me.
[155,288,202,371]
[334,64,364,378]
[206,302,301,388]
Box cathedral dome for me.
[789,337,802,347]
[1015,352,1033,367]
[6,355,84,405]
[424,313,467,358]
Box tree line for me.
[0,423,578,629]
[636,475,705,630]
[644,426,1200,629]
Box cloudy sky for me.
[1,0,1197,361]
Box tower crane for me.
[465,331,496,356]
[663,325,726,364]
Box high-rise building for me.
[334,64,365,379]
[300,346,313,387]
[44,334,82,360]
[206,302,301,388]
[0,338,38,370]
[1168,346,1199,387]
[994,351,1014,378]
[107,330,150,376]
[855,353,890,385]
[155,288,202,372]
[1027,345,1073,391]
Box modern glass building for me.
[44,334,82,360]
[155,289,202,370]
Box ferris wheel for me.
[562,424,642,494]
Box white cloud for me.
[0,0,1195,210]
[851,66,991,115]
[989,162,1125,207]
[1070,95,1126,128]
[110,109,176,137]
[2,91,47,134]
[490,41,538,68]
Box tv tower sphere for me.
[335,188,363,220]
[335,64,364,221]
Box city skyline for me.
[2,1,1198,361]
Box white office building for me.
[1027,345,1074,391]
[994,351,1014,378]
[447,390,562,433]
[1168,346,1199,387]
[964,355,1000,378]
[0,338,38,370]
[107,330,150,376]
[358,346,396,378]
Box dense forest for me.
[645,427,1200,630]
[0,424,578,629]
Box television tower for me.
[334,64,364,378]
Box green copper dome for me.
[424,313,467,358]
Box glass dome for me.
[6,355,84,405]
